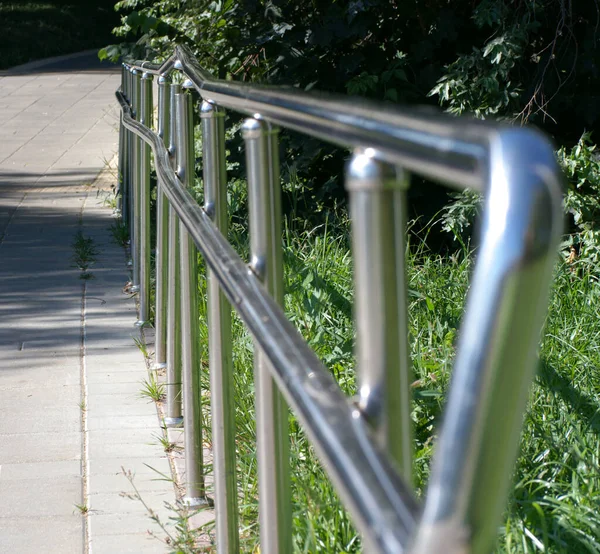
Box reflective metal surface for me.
[130,69,141,292]
[117,41,563,553]
[176,83,208,506]
[412,128,563,554]
[347,151,413,485]
[135,71,152,327]
[118,91,420,553]
[164,81,183,427]
[202,100,239,553]
[244,117,292,554]
[154,74,170,368]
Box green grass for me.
[72,230,98,280]
[0,0,119,69]
[140,374,166,403]
[501,265,600,553]
[144,167,600,552]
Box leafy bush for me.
[558,133,600,267]
[104,0,597,235]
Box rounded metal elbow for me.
[484,127,564,269]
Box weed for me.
[140,375,165,403]
[133,336,150,359]
[78,400,86,412]
[110,218,129,247]
[120,468,208,553]
[133,169,598,551]
[74,503,89,515]
[72,231,98,279]
[190,201,600,552]
[98,188,119,211]
[153,432,181,454]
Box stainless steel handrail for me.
[118,44,564,554]
[127,45,491,191]
[117,92,420,551]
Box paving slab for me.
[0,516,83,554]
[89,533,169,554]
[1,460,82,480]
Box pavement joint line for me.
[79,190,91,554]
[0,61,183,552]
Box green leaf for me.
[384,88,398,102]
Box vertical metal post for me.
[117,65,126,218]
[413,130,563,554]
[202,101,239,552]
[345,149,413,484]
[165,81,183,427]
[131,69,142,293]
[135,72,153,326]
[177,80,207,506]
[124,67,133,241]
[242,117,291,554]
[126,68,135,270]
[154,74,170,369]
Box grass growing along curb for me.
[133,336,151,359]
[140,374,166,403]
[153,432,182,454]
[120,468,204,553]
[110,218,129,247]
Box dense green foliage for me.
[105,0,598,131]
[0,0,118,69]
[104,0,599,250]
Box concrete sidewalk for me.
[0,55,176,553]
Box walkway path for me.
[0,53,176,553]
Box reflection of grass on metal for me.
[0,1,119,70]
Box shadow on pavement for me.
[0,50,119,77]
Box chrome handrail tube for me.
[243,118,292,553]
[154,74,170,369]
[201,99,240,552]
[117,90,420,553]
[117,38,563,553]
[127,46,489,191]
[164,81,183,428]
[347,155,413,485]
[135,71,153,327]
[130,68,141,292]
[176,81,208,506]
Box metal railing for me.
[116,44,563,554]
